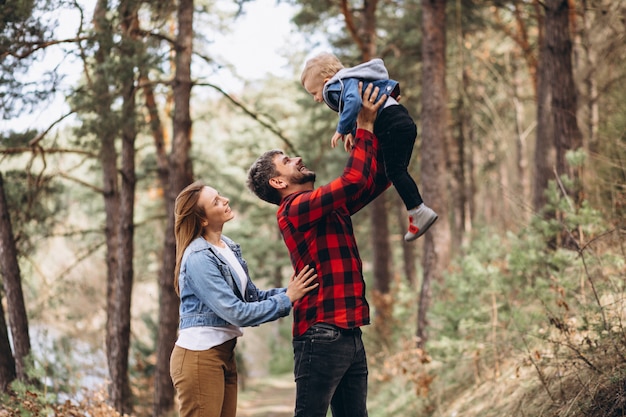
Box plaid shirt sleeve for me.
[277,128,384,336]
[345,130,391,215]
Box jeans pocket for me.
[310,323,340,343]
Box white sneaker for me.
[404,204,438,242]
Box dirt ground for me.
[237,374,296,417]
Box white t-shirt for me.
[175,241,249,351]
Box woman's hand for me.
[285,265,319,304]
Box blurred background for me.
[1,0,625,416]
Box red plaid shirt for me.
[277,129,390,337]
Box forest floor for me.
[237,373,295,417]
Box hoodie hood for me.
[326,58,389,86]
[322,58,390,113]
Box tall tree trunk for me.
[91,0,122,407]
[91,0,136,411]
[370,197,392,343]
[418,0,451,349]
[532,5,554,213]
[450,88,467,250]
[580,0,598,153]
[450,0,467,250]
[545,0,584,205]
[0,173,27,387]
[511,55,530,221]
[154,0,195,414]
[0,288,16,391]
[106,3,140,413]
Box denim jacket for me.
[178,236,292,329]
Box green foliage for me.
[0,339,111,417]
[0,0,63,118]
[366,175,625,416]
[1,169,66,256]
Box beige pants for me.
[170,339,238,417]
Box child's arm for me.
[335,78,363,136]
[330,131,345,148]
[343,133,354,152]
[330,132,355,152]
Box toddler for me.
[300,52,438,241]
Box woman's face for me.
[197,186,234,228]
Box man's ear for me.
[269,177,286,189]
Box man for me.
[246,83,390,417]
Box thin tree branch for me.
[2,37,91,60]
[28,111,76,147]
[57,172,104,194]
[194,81,298,154]
[0,147,97,158]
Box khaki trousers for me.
[170,339,238,417]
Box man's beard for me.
[293,170,316,185]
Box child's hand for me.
[343,133,354,152]
[330,131,344,148]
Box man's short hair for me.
[247,149,284,205]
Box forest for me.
[1,0,625,416]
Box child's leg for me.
[375,106,422,210]
[375,105,437,241]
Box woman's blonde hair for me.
[300,52,344,86]
[173,180,206,295]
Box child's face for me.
[303,74,327,103]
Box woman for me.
[170,181,318,417]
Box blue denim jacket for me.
[178,236,292,329]
[324,77,400,136]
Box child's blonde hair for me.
[300,52,344,86]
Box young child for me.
[300,52,438,241]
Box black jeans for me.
[374,104,423,210]
[293,323,368,417]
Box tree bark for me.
[533,5,554,213]
[418,0,451,349]
[106,3,140,413]
[545,0,584,205]
[511,55,530,221]
[450,84,467,249]
[0,287,16,391]
[154,0,195,414]
[0,173,25,389]
[370,197,392,343]
[580,0,598,154]
[91,0,137,411]
[449,0,468,249]
[91,0,122,407]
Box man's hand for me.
[356,82,386,133]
